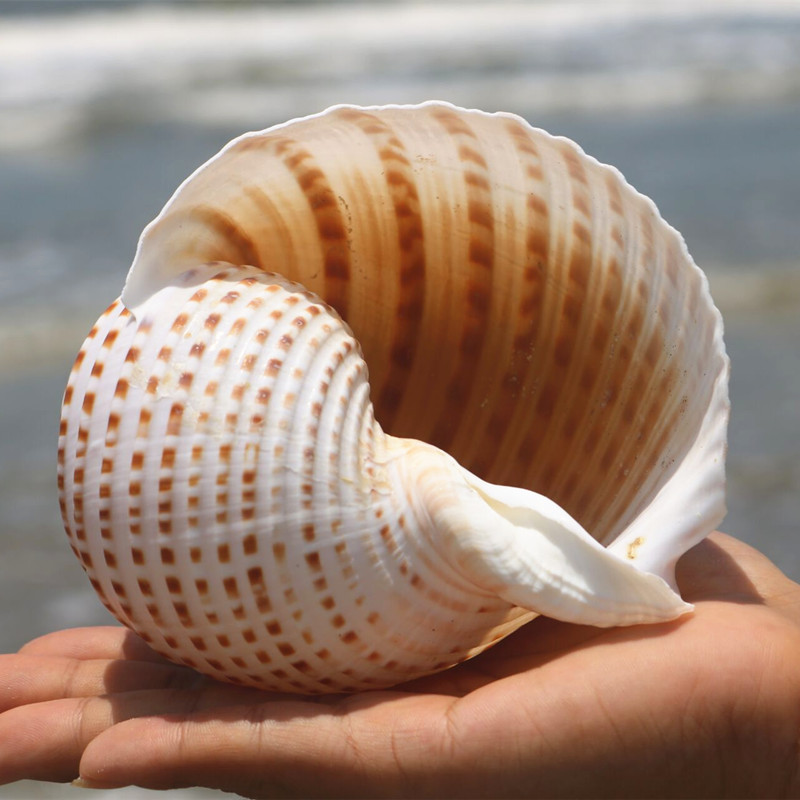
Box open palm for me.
[2,532,799,798]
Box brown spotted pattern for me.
[60,265,524,692]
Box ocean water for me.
[1,2,799,796]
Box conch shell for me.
[57,103,729,693]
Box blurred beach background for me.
[1,0,799,796]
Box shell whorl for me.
[60,265,539,691]
[123,103,727,552]
[58,103,729,692]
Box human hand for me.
[1,532,799,798]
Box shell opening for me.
[394,440,692,627]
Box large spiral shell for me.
[58,103,729,693]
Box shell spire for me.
[59,103,729,693]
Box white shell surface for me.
[58,103,730,692]
[59,266,535,692]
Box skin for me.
[0,532,799,798]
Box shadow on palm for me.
[102,532,769,716]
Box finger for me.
[79,692,454,797]
[676,533,753,602]
[19,626,168,664]
[678,532,800,620]
[0,653,208,712]
[0,682,273,786]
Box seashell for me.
[57,102,729,694]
